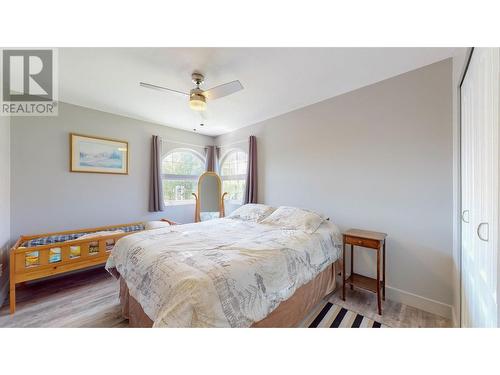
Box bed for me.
[106,205,343,327]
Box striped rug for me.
[304,302,388,328]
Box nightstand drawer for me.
[344,235,380,249]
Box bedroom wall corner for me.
[0,114,11,308]
[215,59,455,319]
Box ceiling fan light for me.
[189,93,207,111]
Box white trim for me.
[386,285,452,319]
[164,200,196,206]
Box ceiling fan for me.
[140,72,243,112]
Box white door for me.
[461,48,499,328]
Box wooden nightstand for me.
[342,229,387,315]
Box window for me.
[220,150,248,203]
[162,149,205,203]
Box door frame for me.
[458,47,474,328]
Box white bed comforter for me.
[106,218,342,327]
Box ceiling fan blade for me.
[203,80,243,100]
[139,82,189,97]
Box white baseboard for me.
[386,285,452,320]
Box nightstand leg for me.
[382,240,386,301]
[350,244,354,290]
[377,248,382,315]
[342,242,346,301]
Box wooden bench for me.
[9,221,147,314]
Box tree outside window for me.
[220,150,248,203]
[162,149,205,203]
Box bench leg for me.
[9,283,16,314]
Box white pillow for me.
[260,206,325,233]
[227,204,276,222]
[145,221,171,230]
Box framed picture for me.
[70,133,129,174]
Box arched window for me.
[220,149,248,203]
[162,149,205,203]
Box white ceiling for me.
[59,48,459,136]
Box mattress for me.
[106,218,342,327]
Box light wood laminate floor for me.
[0,268,451,328]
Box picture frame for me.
[70,133,129,174]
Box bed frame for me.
[8,221,149,314]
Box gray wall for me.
[216,59,453,316]
[11,102,213,239]
[0,115,11,306]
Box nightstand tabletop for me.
[343,228,387,241]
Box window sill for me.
[225,200,243,206]
[164,200,196,206]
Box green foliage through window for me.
[162,150,205,176]
[162,150,205,202]
[221,150,248,202]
